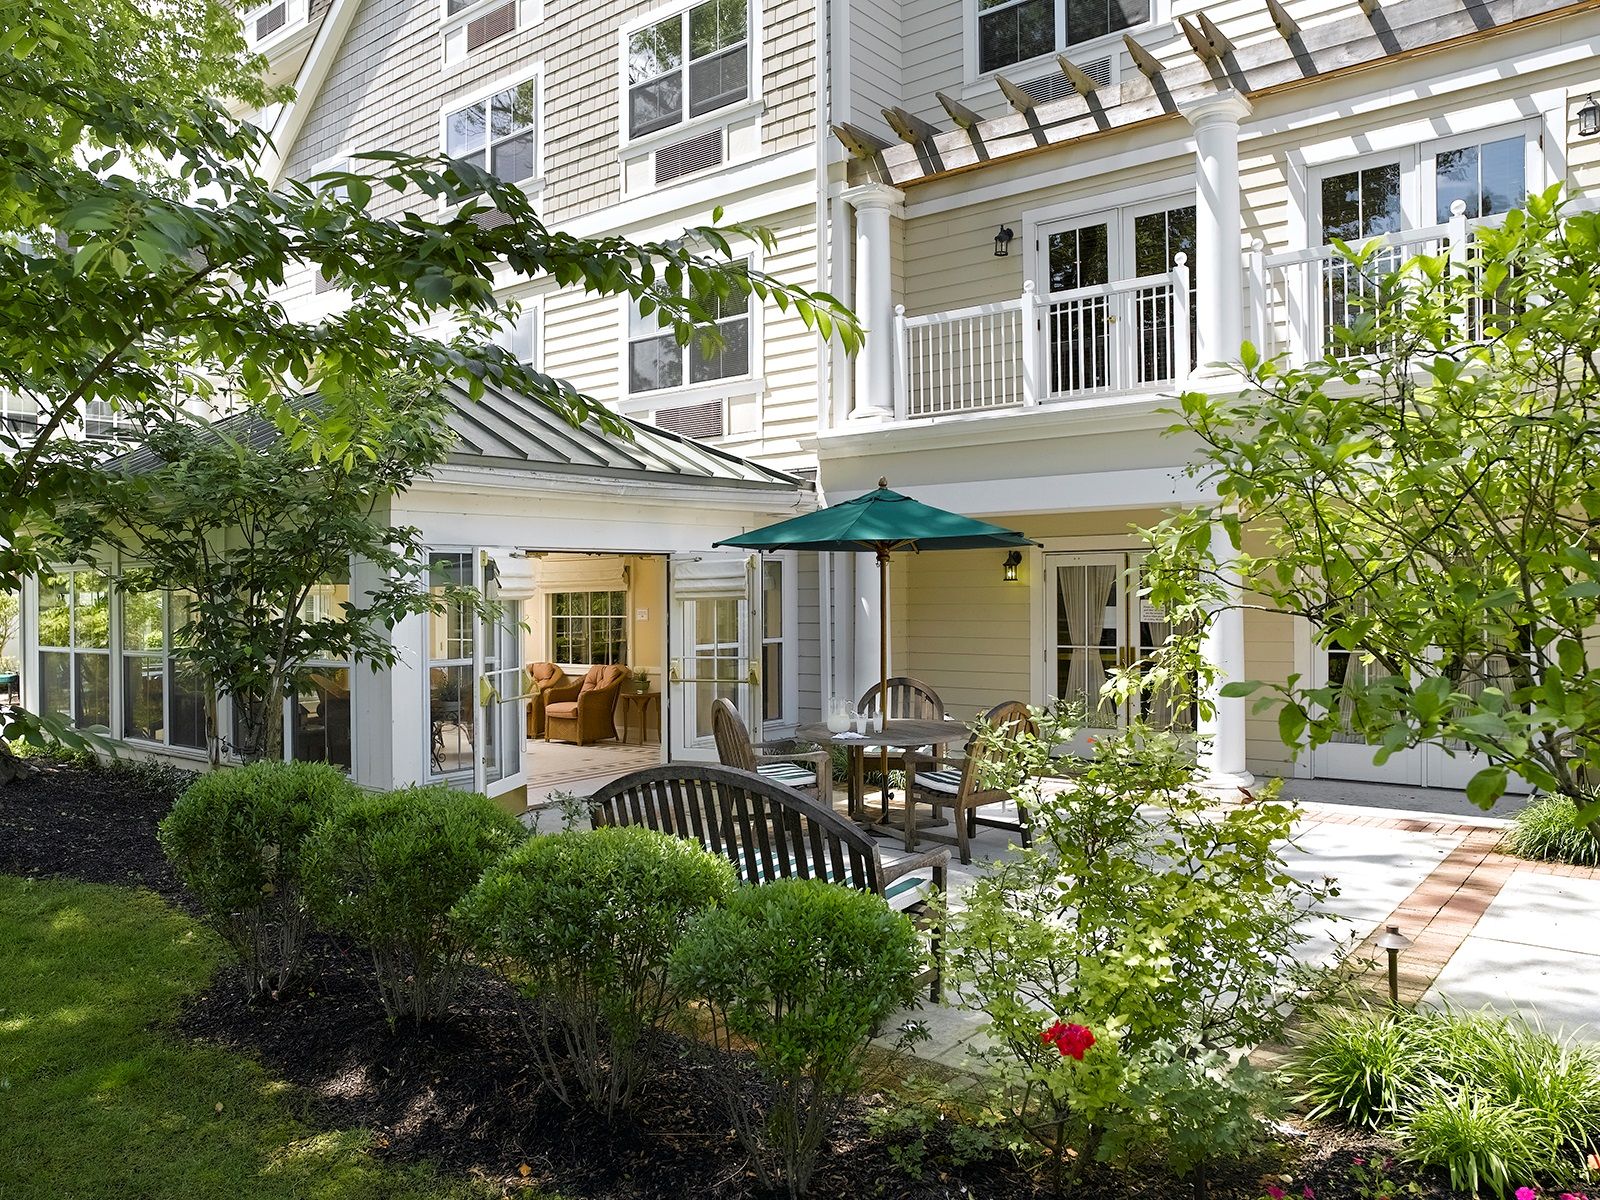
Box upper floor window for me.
[446,80,538,187]
[1433,135,1525,223]
[627,0,749,140]
[1320,162,1403,243]
[978,0,1148,75]
[628,271,751,393]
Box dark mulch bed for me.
[0,752,195,908]
[2,753,1449,1200]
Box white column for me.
[1180,90,1252,383]
[1199,518,1253,790]
[842,182,904,420]
[853,550,881,700]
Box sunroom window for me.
[122,589,207,750]
[627,0,748,139]
[291,578,352,770]
[38,566,111,730]
[977,0,1149,75]
[445,80,538,186]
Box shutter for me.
[466,1,516,50]
[654,129,723,186]
[653,399,725,439]
[255,1,288,37]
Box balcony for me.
[892,262,1192,420]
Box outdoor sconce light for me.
[1375,924,1412,1006]
[1580,95,1600,138]
[994,225,1015,257]
[1003,550,1023,582]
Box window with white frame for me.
[427,552,476,777]
[290,578,353,770]
[626,0,748,140]
[445,79,538,188]
[976,0,1149,76]
[628,267,751,394]
[121,589,208,750]
[38,565,111,730]
[492,300,538,367]
[550,590,627,664]
[759,558,785,723]
[1431,134,1525,223]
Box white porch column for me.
[1180,90,1252,382]
[1199,518,1253,790]
[852,550,882,700]
[842,182,904,420]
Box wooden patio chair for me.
[857,674,955,814]
[903,699,1036,865]
[711,697,832,798]
[590,763,949,998]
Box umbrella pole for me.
[879,548,890,822]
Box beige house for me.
[18,0,1599,798]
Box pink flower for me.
[1515,1188,1537,1200]
[1304,1188,1315,1199]
[1266,1187,1285,1199]
[1352,1158,1365,1167]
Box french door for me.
[1048,551,1193,748]
[1038,198,1197,396]
[668,552,761,762]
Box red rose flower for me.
[1052,1023,1096,1061]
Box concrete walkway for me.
[875,793,1600,1070]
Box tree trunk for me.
[0,741,34,784]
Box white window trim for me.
[490,286,542,370]
[616,249,766,408]
[962,0,1167,88]
[616,0,765,151]
[439,0,542,70]
[243,0,311,53]
[436,67,547,213]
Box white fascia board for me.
[259,0,363,186]
[821,469,1216,515]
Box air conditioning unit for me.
[653,398,725,439]
[655,128,724,186]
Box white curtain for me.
[1058,563,1118,724]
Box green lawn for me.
[0,875,502,1200]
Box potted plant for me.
[630,668,651,694]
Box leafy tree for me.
[56,381,467,761]
[0,0,857,764]
[1140,188,1600,834]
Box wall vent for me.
[1018,55,1112,105]
[315,268,338,294]
[655,128,723,186]
[653,398,725,439]
[470,206,515,230]
[255,1,288,37]
[466,1,516,50]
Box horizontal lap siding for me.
[846,0,903,126]
[1243,604,1297,778]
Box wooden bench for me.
[589,763,949,999]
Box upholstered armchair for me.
[543,664,629,745]
[525,662,568,739]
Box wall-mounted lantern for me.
[994,226,1015,257]
[1580,95,1600,138]
[1003,550,1023,582]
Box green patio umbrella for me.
[717,478,1037,742]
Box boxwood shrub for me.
[457,825,734,1114]
[302,784,525,1025]
[158,759,358,999]
[671,879,923,1198]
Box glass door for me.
[1041,217,1113,395]
[668,553,759,762]
[1050,552,1126,746]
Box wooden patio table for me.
[795,717,964,833]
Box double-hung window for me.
[628,269,751,394]
[550,591,627,665]
[977,0,1149,75]
[38,566,111,730]
[291,578,353,770]
[627,0,748,139]
[446,79,538,187]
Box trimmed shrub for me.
[1505,795,1600,868]
[671,879,923,1199]
[158,759,358,999]
[457,825,734,1114]
[302,784,524,1025]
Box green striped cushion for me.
[913,767,963,795]
[758,762,817,787]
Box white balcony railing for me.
[893,260,1191,419]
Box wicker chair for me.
[711,697,832,799]
[903,699,1036,864]
[525,662,567,739]
[544,664,629,745]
